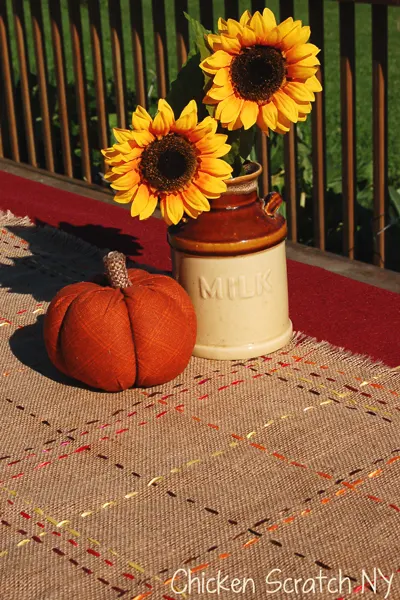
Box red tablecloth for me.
[1,170,399,367]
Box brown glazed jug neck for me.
[168,162,287,257]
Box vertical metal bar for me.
[308,0,326,251]
[88,0,108,169]
[68,0,91,182]
[199,0,214,31]
[109,0,127,129]
[251,0,266,12]
[30,0,54,172]
[372,3,388,268]
[130,0,147,107]
[152,0,169,99]
[224,0,239,21]
[339,1,356,259]
[0,2,20,161]
[280,0,297,242]
[175,0,189,69]
[13,0,37,166]
[49,0,73,177]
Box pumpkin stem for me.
[103,251,132,289]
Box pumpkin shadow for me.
[9,315,94,390]
[2,221,169,303]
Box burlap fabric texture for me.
[0,212,399,600]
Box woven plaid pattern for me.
[1,212,399,600]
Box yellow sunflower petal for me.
[110,169,141,191]
[112,160,139,174]
[166,193,184,225]
[291,54,320,68]
[187,119,215,143]
[139,192,158,220]
[114,188,137,204]
[257,102,278,132]
[287,63,319,80]
[305,75,323,93]
[131,106,152,131]
[102,147,124,166]
[131,130,155,147]
[130,184,149,217]
[219,33,241,54]
[151,99,175,136]
[194,172,227,198]
[182,185,211,211]
[220,95,243,127]
[262,8,277,30]
[284,81,315,102]
[226,18,243,37]
[281,25,311,51]
[207,82,234,101]
[273,90,299,123]
[182,200,201,220]
[207,143,232,159]
[277,17,298,39]
[200,50,233,74]
[199,157,233,178]
[208,33,222,51]
[196,133,228,154]
[113,128,135,143]
[240,100,259,130]
[174,100,198,133]
[262,26,282,46]
[239,10,251,27]
[159,197,172,225]
[286,43,321,66]
[239,25,257,47]
[214,67,231,87]
[218,17,228,32]
[276,112,292,133]
[250,12,267,41]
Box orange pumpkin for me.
[44,252,197,392]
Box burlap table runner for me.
[1,212,399,600]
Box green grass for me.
[4,0,400,189]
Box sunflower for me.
[200,9,322,134]
[102,100,232,225]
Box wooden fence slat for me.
[309,0,326,251]
[13,0,37,166]
[88,0,108,170]
[130,0,147,107]
[175,0,189,69]
[199,0,214,31]
[256,132,270,198]
[372,3,388,267]
[30,0,54,172]
[280,0,297,242]
[339,1,356,259]
[0,2,20,161]
[49,0,73,177]
[224,0,240,21]
[68,0,91,182]
[152,0,169,99]
[108,0,127,129]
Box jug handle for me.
[264,192,283,217]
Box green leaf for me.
[389,186,400,217]
[184,12,211,62]
[224,127,256,177]
[166,52,209,119]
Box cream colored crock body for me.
[172,240,293,360]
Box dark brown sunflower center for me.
[140,133,197,192]
[230,45,286,103]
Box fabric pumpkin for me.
[44,252,197,392]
